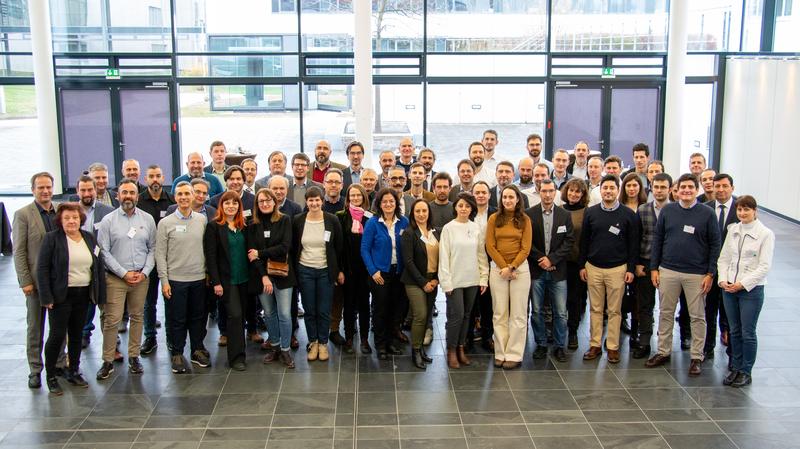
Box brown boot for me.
[447,347,460,369]
[456,345,471,366]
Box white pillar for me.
[353,0,374,168]
[29,0,62,193]
[662,0,689,177]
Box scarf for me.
[349,205,365,234]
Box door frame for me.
[55,80,180,192]
[545,79,665,161]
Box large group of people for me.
[13,133,774,396]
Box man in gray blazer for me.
[13,172,66,388]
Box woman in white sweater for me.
[439,192,489,369]
[717,195,775,388]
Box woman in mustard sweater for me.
[486,185,532,370]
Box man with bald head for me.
[172,152,224,198]
[269,175,302,217]
[121,159,146,192]
[311,140,346,183]
[517,157,535,191]
[395,137,416,174]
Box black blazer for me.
[203,220,250,288]
[246,214,295,292]
[489,186,530,210]
[705,198,739,242]
[525,204,575,281]
[292,212,343,283]
[36,229,106,306]
[279,199,303,218]
[336,209,369,278]
[400,227,437,288]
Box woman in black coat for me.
[246,189,296,368]
[37,203,106,395]
[337,183,372,354]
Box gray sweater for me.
[156,210,208,283]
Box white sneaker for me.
[423,328,433,346]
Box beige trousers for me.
[490,261,531,363]
[100,274,148,363]
[586,262,627,350]
[656,267,707,360]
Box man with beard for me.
[322,168,346,214]
[288,153,322,205]
[241,158,259,195]
[381,166,414,217]
[138,165,176,355]
[378,150,396,190]
[481,130,500,177]
[172,152,224,198]
[342,141,366,191]
[209,166,256,217]
[526,134,553,173]
[470,142,496,188]
[121,159,146,192]
[517,157,535,191]
[567,141,590,180]
[429,172,455,235]
[76,175,115,349]
[311,140,346,183]
[95,179,157,380]
[489,161,528,209]
[449,159,475,202]
[417,148,437,191]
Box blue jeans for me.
[297,265,333,344]
[723,286,764,375]
[531,272,568,347]
[259,286,293,351]
[82,304,96,338]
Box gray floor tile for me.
[526,423,593,436]
[397,391,458,414]
[153,395,219,416]
[571,389,639,410]
[596,435,671,449]
[274,392,337,414]
[454,390,519,412]
[212,393,278,415]
[531,436,602,449]
[466,437,535,449]
[661,434,738,449]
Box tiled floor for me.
[0,211,799,449]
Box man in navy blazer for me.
[208,166,255,220]
[267,176,302,218]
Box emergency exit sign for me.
[602,67,615,78]
[106,68,120,79]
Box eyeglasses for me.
[390,176,406,182]
[258,199,274,205]
[325,180,342,185]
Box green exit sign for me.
[602,67,615,78]
[105,68,120,79]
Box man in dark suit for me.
[418,148,437,191]
[287,153,323,205]
[489,161,530,209]
[704,173,738,359]
[525,179,575,362]
[342,141,366,191]
[267,176,302,217]
[208,166,256,219]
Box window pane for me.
[177,55,299,77]
[741,0,763,51]
[427,54,546,77]
[175,0,299,53]
[681,84,713,169]
[0,0,32,52]
[301,0,354,52]
[687,1,743,51]
[178,85,301,173]
[551,0,669,52]
[373,0,423,52]
[0,85,39,193]
[426,83,545,172]
[50,0,172,53]
[427,0,547,52]
[302,84,354,157]
[774,0,800,51]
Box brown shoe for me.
[249,332,264,344]
[290,335,299,350]
[689,359,702,376]
[583,346,602,360]
[645,353,671,368]
[607,349,620,364]
[262,348,279,364]
[456,345,471,366]
[494,359,504,368]
[502,360,521,370]
[279,350,295,369]
[447,347,460,369]
[218,335,228,347]
[261,341,275,351]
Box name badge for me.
[243,210,252,217]
[264,231,271,238]
[160,210,166,218]
[127,227,137,239]
[608,225,620,235]
[323,230,331,242]
[175,225,187,233]
[557,225,567,234]
[93,246,100,257]
[364,211,374,218]
[683,225,695,234]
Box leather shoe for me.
[420,346,433,363]
[567,332,578,350]
[494,358,504,368]
[607,349,620,364]
[583,346,602,360]
[704,348,715,360]
[632,345,651,359]
[688,359,702,376]
[553,347,567,363]
[290,335,300,350]
[502,360,521,370]
[329,331,346,346]
[723,370,739,386]
[532,346,548,359]
[645,353,671,368]
[28,373,41,389]
[378,350,388,361]
[731,372,752,387]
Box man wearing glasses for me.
[343,141,365,191]
[288,153,322,205]
[322,169,345,214]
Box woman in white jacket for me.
[717,195,775,388]
[439,192,489,369]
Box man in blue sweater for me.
[579,175,639,364]
[646,173,721,376]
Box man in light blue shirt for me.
[95,179,156,380]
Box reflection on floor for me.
[0,212,797,449]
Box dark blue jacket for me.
[360,215,409,276]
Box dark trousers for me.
[344,274,371,341]
[705,278,729,352]
[566,261,587,332]
[291,287,300,332]
[45,287,90,376]
[678,291,691,340]
[165,280,206,356]
[368,268,402,351]
[143,267,161,339]
[635,272,656,344]
[467,285,493,344]
[224,282,250,365]
[83,304,96,338]
[446,286,478,347]
[621,282,639,337]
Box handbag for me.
[266,258,289,277]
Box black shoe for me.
[140,336,157,355]
[420,346,433,363]
[553,347,567,363]
[731,372,752,388]
[96,362,114,380]
[378,350,388,360]
[680,338,691,350]
[412,349,426,370]
[387,345,403,355]
[231,360,247,371]
[723,370,739,386]
[629,338,640,352]
[81,335,90,349]
[532,345,548,359]
[64,370,89,388]
[52,367,65,377]
[632,345,651,359]
[28,373,41,389]
[329,331,346,347]
[171,355,188,374]
[46,376,63,396]
[360,339,373,354]
[191,350,210,368]
[704,348,715,360]
[128,357,144,375]
[567,332,578,350]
